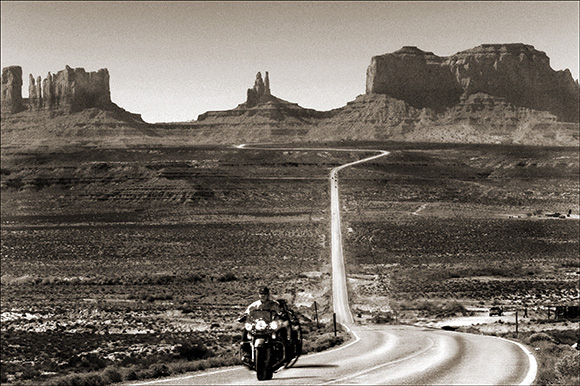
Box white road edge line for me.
[306,323,361,358]
[132,367,240,385]
[496,336,538,386]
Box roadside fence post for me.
[333,313,337,337]
[314,301,319,328]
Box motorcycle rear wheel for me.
[285,328,303,369]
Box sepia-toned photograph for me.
[1,1,578,385]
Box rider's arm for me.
[238,300,259,322]
[271,300,285,317]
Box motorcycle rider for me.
[238,286,285,362]
[241,286,282,317]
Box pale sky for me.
[2,1,579,123]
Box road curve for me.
[131,326,536,385]
[130,145,537,385]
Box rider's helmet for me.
[259,286,270,295]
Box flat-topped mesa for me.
[1,66,26,114]
[245,71,274,108]
[367,43,579,122]
[366,46,460,111]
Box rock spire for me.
[1,66,25,114]
[264,71,271,96]
[245,71,273,108]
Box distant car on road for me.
[545,212,566,218]
[489,306,503,316]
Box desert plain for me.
[1,140,578,385]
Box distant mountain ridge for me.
[1,43,579,147]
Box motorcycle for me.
[239,304,302,381]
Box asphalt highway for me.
[133,324,535,385]
[130,146,537,385]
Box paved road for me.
[330,150,390,324]
[131,145,537,385]
[133,325,535,385]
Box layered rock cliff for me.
[367,44,579,122]
[366,46,463,111]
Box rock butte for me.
[1,65,143,122]
[366,44,579,122]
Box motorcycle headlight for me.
[245,323,253,331]
[256,320,267,331]
[269,320,279,330]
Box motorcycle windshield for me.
[249,309,274,322]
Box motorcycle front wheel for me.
[255,347,273,381]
